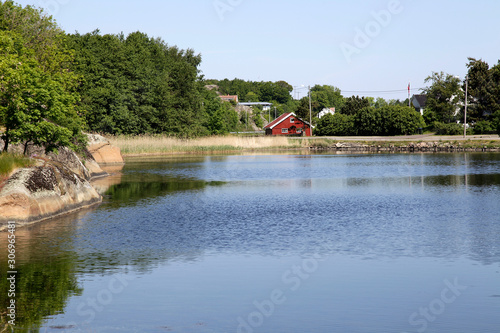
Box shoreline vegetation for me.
[2,2,500,165]
[109,134,500,156]
[0,153,35,185]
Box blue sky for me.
[12,0,500,100]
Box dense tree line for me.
[423,59,500,135]
[207,78,293,105]
[1,1,241,150]
[3,1,500,147]
[67,31,239,136]
[316,106,425,136]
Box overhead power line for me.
[341,88,425,94]
[293,86,426,94]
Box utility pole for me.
[308,85,313,136]
[464,76,468,138]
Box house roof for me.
[220,95,239,100]
[264,112,313,129]
[238,102,272,106]
[412,94,427,108]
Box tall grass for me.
[0,153,34,176]
[108,135,299,155]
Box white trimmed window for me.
[282,128,288,134]
[290,118,295,123]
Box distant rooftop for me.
[238,102,272,106]
[412,94,427,107]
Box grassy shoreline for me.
[108,134,500,156]
[109,135,300,156]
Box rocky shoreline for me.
[0,135,124,231]
[309,141,500,153]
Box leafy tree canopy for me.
[0,2,85,153]
[340,96,370,116]
[208,78,293,105]
[422,72,463,124]
[466,58,500,121]
[68,30,239,136]
[311,85,344,111]
[316,106,424,136]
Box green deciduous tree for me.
[295,96,318,121]
[244,91,259,102]
[340,96,370,115]
[316,105,424,136]
[466,58,500,121]
[209,78,292,104]
[0,0,69,74]
[383,105,425,136]
[357,106,424,136]
[372,97,388,108]
[491,110,500,135]
[68,30,218,136]
[423,72,463,124]
[203,89,238,134]
[311,85,344,111]
[0,2,85,154]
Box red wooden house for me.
[264,113,313,136]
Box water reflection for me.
[99,158,226,209]
[0,212,86,332]
[1,153,499,332]
[90,164,124,195]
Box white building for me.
[318,107,336,118]
[411,95,427,116]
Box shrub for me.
[317,106,425,136]
[316,113,355,136]
[355,106,425,136]
[433,122,463,135]
[491,110,500,135]
[473,120,495,135]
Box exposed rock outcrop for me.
[0,135,124,230]
[0,159,101,229]
[2,141,109,180]
[87,134,124,164]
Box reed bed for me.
[109,135,300,155]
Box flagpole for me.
[408,82,411,107]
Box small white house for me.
[411,95,427,116]
[318,107,336,118]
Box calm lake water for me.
[1,152,500,333]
